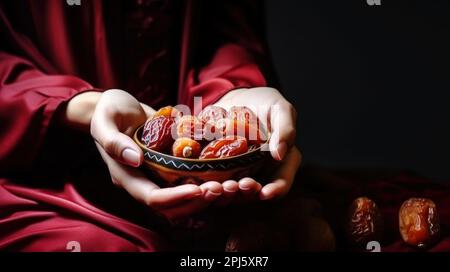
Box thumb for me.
[269,102,297,161]
[99,130,143,167]
[140,103,156,119]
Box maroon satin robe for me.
[2,1,450,253]
[0,0,273,251]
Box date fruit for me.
[225,119,264,145]
[175,115,204,140]
[346,197,383,247]
[172,137,201,158]
[141,116,175,151]
[227,106,265,144]
[198,106,228,141]
[199,136,248,159]
[197,105,227,125]
[228,106,259,126]
[399,198,440,248]
[153,106,182,120]
[202,117,228,141]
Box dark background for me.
[265,0,450,179]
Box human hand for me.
[67,89,223,220]
[213,87,301,203]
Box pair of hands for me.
[64,88,301,221]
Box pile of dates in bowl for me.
[133,105,271,186]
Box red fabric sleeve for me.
[0,52,93,172]
[180,0,275,108]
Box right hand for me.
[73,89,223,221]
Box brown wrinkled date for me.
[198,106,228,141]
[399,198,440,248]
[198,105,227,125]
[346,197,383,247]
[175,115,204,140]
[140,105,266,160]
[202,117,227,141]
[199,136,248,159]
[228,106,259,125]
[226,119,264,145]
[141,116,175,152]
[153,106,182,120]
[227,106,264,144]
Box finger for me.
[92,114,144,167]
[260,146,302,200]
[96,142,157,200]
[146,185,205,209]
[161,181,224,221]
[235,178,262,204]
[161,196,210,221]
[223,180,239,196]
[260,179,289,201]
[96,143,202,207]
[238,177,262,195]
[214,180,239,207]
[103,131,143,167]
[199,181,223,201]
[269,100,297,160]
[140,103,156,119]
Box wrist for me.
[59,91,102,132]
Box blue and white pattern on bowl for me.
[143,149,266,171]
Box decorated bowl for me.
[133,125,270,186]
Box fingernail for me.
[204,190,222,201]
[239,178,255,191]
[276,142,287,160]
[239,184,252,191]
[224,187,238,193]
[122,148,140,167]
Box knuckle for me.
[144,188,162,208]
[278,100,298,123]
[144,199,153,208]
[288,102,298,118]
[107,166,123,187]
[292,146,303,164]
[280,100,297,118]
[111,176,121,187]
[144,191,156,207]
[89,119,99,139]
[281,126,297,143]
[103,136,118,155]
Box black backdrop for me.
[265,0,450,179]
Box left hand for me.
[213,87,302,203]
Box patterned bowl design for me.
[133,125,269,186]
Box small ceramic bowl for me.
[133,125,270,186]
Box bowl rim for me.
[133,124,270,163]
